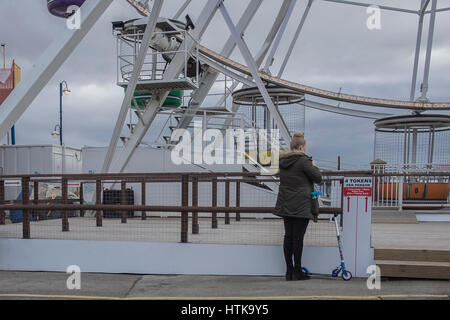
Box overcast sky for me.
[1,0,450,167]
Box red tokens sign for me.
[343,178,372,196]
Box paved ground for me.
[0,271,448,300]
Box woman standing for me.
[274,132,322,281]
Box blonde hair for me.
[290,132,306,151]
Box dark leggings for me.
[283,217,309,271]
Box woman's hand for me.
[312,160,317,167]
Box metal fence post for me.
[212,177,218,229]
[96,180,102,227]
[121,180,127,224]
[0,180,5,225]
[61,178,69,232]
[236,180,241,221]
[181,175,189,243]
[192,176,199,234]
[22,177,30,239]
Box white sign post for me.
[342,177,374,277]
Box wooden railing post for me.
[121,180,127,224]
[33,181,39,221]
[22,177,30,239]
[235,180,241,221]
[212,177,218,229]
[141,181,147,220]
[96,180,102,227]
[61,178,69,232]
[0,180,5,225]
[192,176,199,234]
[225,180,230,224]
[79,182,85,217]
[181,175,189,243]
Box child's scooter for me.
[302,193,352,281]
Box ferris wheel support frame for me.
[262,0,297,74]
[173,0,192,20]
[108,0,222,173]
[410,0,427,102]
[101,0,164,174]
[219,0,297,130]
[419,0,437,102]
[219,2,292,144]
[277,0,314,78]
[173,0,263,134]
[176,0,293,135]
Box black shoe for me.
[285,267,294,281]
[293,269,311,280]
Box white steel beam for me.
[419,0,437,101]
[277,0,314,78]
[173,0,192,20]
[174,0,263,133]
[101,0,164,173]
[303,99,392,119]
[0,0,113,141]
[196,54,255,87]
[219,0,292,128]
[433,7,450,13]
[219,3,291,144]
[253,0,294,67]
[420,0,431,14]
[262,0,297,73]
[108,0,222,173]
[410,0,427,101]
[322,0,418,14]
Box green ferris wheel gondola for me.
[129,90,183,109]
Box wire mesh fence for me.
[0,172,364,246]
[374,127,450,165]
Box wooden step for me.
[375,249,450,263]
[376,260,450,280]
[372,210,418,224]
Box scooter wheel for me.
[331,268,339,277]
[342,270,352,281]
[302,267,310,275]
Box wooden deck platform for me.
[372,222,450,280]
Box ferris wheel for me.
[1,0,449,172]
